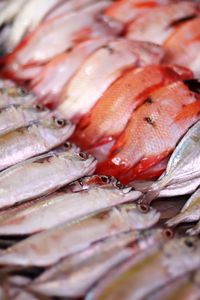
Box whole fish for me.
[5,1,114,67]
[0,181,141,235]
[146,271,200,300]
[0,86,36,108]
[0,145,96,209]
[167,187,200,235]
[73,65,189,150]
[0,204,159,267]
[0,117,74,171]
[164,17,200,78]
[86,236,200,300]
[0,104,49,136]
[127,2,199,44]
[97,80,200,183]
[30,229,166,298]
[58,40,163,122]
[32,37,112,104]
[141,118,200,206]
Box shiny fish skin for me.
[58,39,163,122]
[141,119,200,206]
[0,117,75,171]
[0,104,49,136]
[0,184,141,235]
[167,187,200,229]
[87,236,200,300]
[0,0,26,26]
[30,229,165,298]
[0,86,36,109]
[0,146,96,209]
[0,204,159,267]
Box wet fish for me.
[127,2,199,44]
[0,117,74,171]
[0,104,49,136]
[73,65,188,150]
[0,86,36,108]
[141,118,200,206]
[0,145,96,209]
[0,0,26,26]
[86,236,200,300]
[164,17,200,78]
[58,40,163,122]
[30,229,165,298]
[0,204,159,266]
[0,180,141,235]
[97,80,200,183]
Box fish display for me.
[0,0,200,299]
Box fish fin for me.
[175,100,200,123]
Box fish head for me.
[163,236,200,276]
[61,151,97,176]
[121,204,160,230]
[38,117,75,143]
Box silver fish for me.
[0,104,49,136]
[0,86,36,108]
[0,180,141,235]
[0,146,96,209]
[86,236,200,300]
[0,117,74,171]
[0,204,159,267]
[140,120,200,206]
[30,229,166,298]
[167,187,200,233]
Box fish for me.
[164,17,200,78]
[0,204,159,267]
[127,2,199,44]
[29,229,166,298]
[31,37,112,105]
[73,64,189,150]
[104,0,170,24]
[146,271,200,300]
[0,104,49,136]
[0,180,141,235]
[0,86,36,108]
[0,145,96,209]
[140,117,200,206]
[97,80,200,183]
[0,117,74,171]
[86,236,200,300]
[167,187,200,234]
[5,0,65,50]
[0,0,27,27]
[4,1,114,68]
[58,40,164,122]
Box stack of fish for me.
[0,0,199,299]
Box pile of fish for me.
[0,0,199,299]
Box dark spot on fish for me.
[170,14,196,27]
[78,152,89,160]
[114,181,125,189]
[126,240,136,249]
[184,238,195,248]
[54,118,67,128]
[100,176,111,184]
[184,79,200,94]
[63,141,71,149]
[137,203,150,213]
[144,116,155,126]
[35,104,46,111]
[101,45,114,54]
[145,97,153,104]
[163,228,174,240]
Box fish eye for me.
[35,104,45,111]
[163,228,174,240]
[64,142,71,149]
[55,118,67,127]
[100,176,110,184]
[184,238,195,248]
[78,152,89,160]
[16,87,28,96]
[137,203,150,213]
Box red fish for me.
[164,17,200,78]
[126,2,199,44]
[72,65,192,151]
[97,81,200,183]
